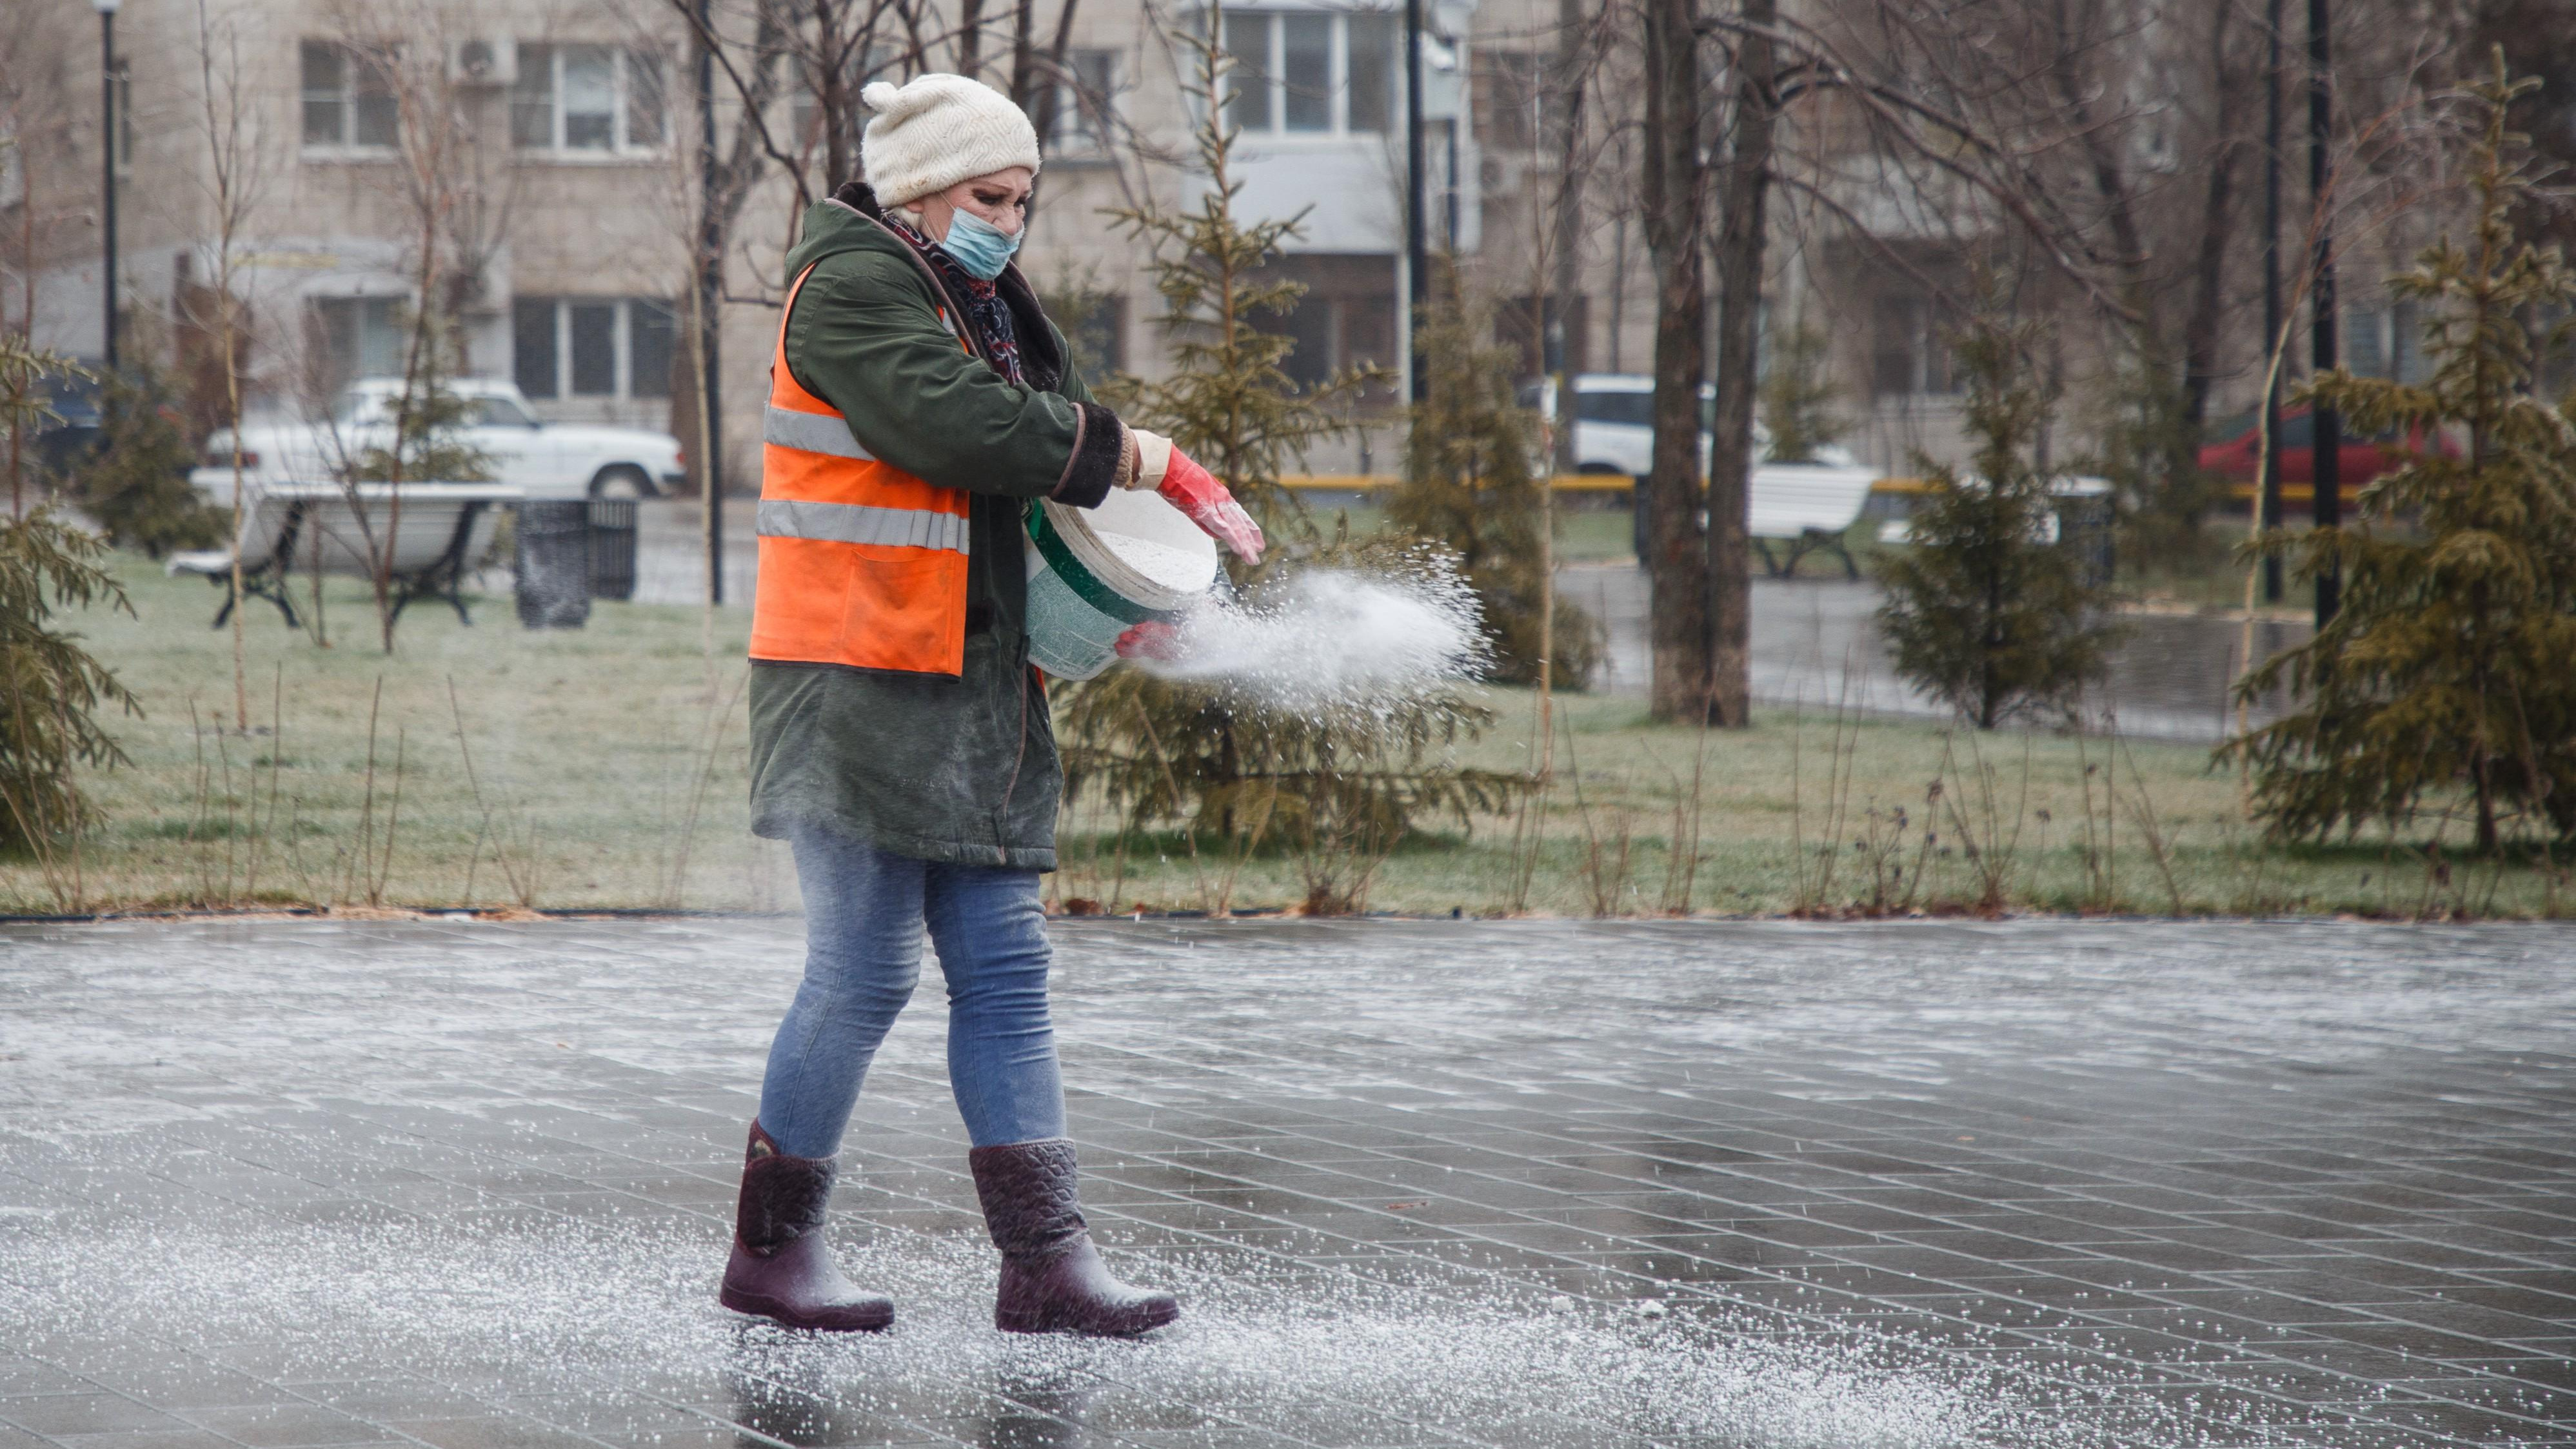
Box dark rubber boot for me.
[718,1122,894,1332]
[969,1138,1178,1336]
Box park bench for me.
[167,480,522,629]
[1745,462,1885,579]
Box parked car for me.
[190,378,685,502]
[1520,373,1863,478]
[2197,405,2453,488]
[1520,374,1874,565]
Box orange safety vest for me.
[748,261,973,676]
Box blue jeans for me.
[757,823,1067,1157]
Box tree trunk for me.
[1641,0,1710,721]
[1007,0,1038,107]
[2179,148,2238,428]
[2179,4,2245,432]
[1702,0,1775,729]
[956,0,986,78]
[1025,0,1082,140]
[1546,0,1589,473]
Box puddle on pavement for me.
[5,918,2563,1447]
[0,1179,2371,1449]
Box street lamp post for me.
[97,0,121,372]
[695,0,724,604]
[2308,0,2341,627]
[1403,0,1427,403]
[2260,0,2284,604]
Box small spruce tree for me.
[1757,319,1845,464]
[339,306,494,653]
[0,507,140,854]
[1095,34,1371,549]
[77,368,226,559]
[1,340,140,855]
[1388,275,1601,687]
[2232,56,2576,853]
[1874,313,2116,729]
[1056,23,1517,912]
[2096,344,2222,573]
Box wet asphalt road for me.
[625,502,2303,744]
[2,917,2570,1447]
[1554,564,2309,744]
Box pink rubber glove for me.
[1158,448,1265,564]
[1115,620,1182,662]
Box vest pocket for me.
[835,547,966,675]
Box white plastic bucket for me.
[1022,488,1220,680]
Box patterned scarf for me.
[886,214,1024,387]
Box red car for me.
[2199,406,2453,489]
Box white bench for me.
[170,480,521,629]
[1747,463,1883,578]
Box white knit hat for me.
[860,74,1042,208]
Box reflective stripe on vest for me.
[748,259,975,676]
[762,404,876,460]
[757,497,969,553]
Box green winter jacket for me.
[745,183,1129,869]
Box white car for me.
[191,378,686,502]
[1523,373,1863,477]
[1521,374,1879,568]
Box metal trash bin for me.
[2050,477,2117,592]
[515,500,593,629]
[588,498,638,601]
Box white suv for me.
[192,378,686,501]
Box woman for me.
[720,72,1259,1337]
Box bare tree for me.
[1641,0,2220,721]
[1640,0,1714,722]
[1700,0,1775,728]
[186,0,273,729]
[1,5,90,516]
[319,0,520,653]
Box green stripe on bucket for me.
[1026,502,1163,626]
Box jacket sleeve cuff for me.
[1050,403,1124,508]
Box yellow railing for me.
[1283,474,2305,504]
[1278,474,1641,492]
[1870,475,2353,505]
[1284,473,1936,496]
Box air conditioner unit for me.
[450,37,516,88]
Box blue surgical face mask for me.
[940,207,1022,281]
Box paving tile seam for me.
[1063,1043,2575,1248]
[1060,1085,2576,1319]
[1016,1105,2576,1433]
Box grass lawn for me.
[7,552,2566,920]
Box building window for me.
[1047,48,1120,155]
[1870,295,1958,398]
[301,41,398,151]
[1058,292,1127,377]
[309,295,407,394]
[1222,10,1398,137]
[514,297,677,400]
[1472,51,1543,152]
[512,45,664,153]
[1261,255,1395,397]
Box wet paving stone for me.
[2,916,2572,1447]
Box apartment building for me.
[9,0,2448,492]
[5,0,1612,484]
